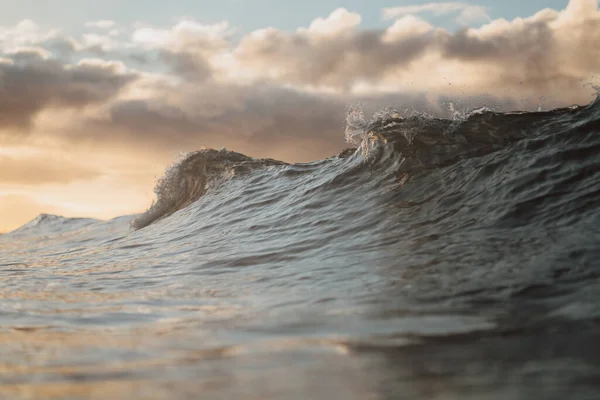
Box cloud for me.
[0,19,60,51]
[233,9,435,88]
[303,8,362,36]
[73,83,360,161]
[62,80,526,163]
[0,0,599,164]
[157,49,214,82]
[84,20,117,30]
[383,2,491,25]
[131,19,231,51]
[81,33,117,52]
[228,1,598,102]
[0,50,136,131]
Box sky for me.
[0,0,599,232]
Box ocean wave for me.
[3,96,600,399]
[132,97,600,231]
[9,213,99,235]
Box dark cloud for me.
[0,50,136,131]
[127,52,152,65]
[440,21,557,78]
[158,50,213,82]
[72,82,520,161]
[76,83,354,160]
[42,36,78,57]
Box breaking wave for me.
[131,149,288,229]
[132,97,600,231]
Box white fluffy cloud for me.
[383,2,491,25]
[303,8,362,36]
[131,19,231,50]
[84,20,117,30]
[0,20,60,51]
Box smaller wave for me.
[132,149,287,230]
[9,214,99,235]
[24,213,66,227]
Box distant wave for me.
[9,213,99,235]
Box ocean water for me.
[1,99,600,399]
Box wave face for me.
[1,99,600,399]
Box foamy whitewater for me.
[1,98,600,399]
